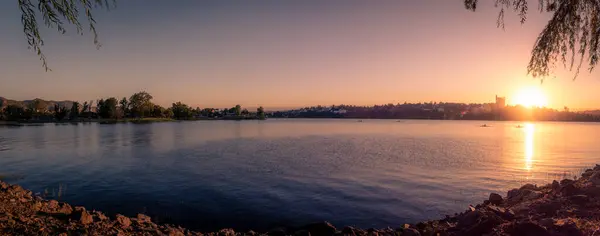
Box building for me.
[495,95,506,109]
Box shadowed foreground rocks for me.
[4,166,600,235]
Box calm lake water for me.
[1,119,599,231]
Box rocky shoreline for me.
[4,166,600,236]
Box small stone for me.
[79,211,93,224]
[94,211,108,221]
[488,193,503,205]
[341,226,357,236]
[0,182,8,190]
[569,194,589,205]
[538,218,555,228]
[218,228,235,236]
[47,200,59,209]
[582,169,594,177]
[245,230,257,236]
[458,210,481,228]
[116,214,131,228]
[520,184,537,190]
[552,180,560,190]
[137,213,152,224]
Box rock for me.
[245,230,257,236]
[218,228,236,236]
[538,218,554,228]
[116,214,131,228]
[137,213,152,224]
[457,210,482,228]
[294,229,311,236]
[551,180,560,191]
[73,207,93,225]
[47,200,59,209]
[57,203,73,215]
[488,193,503,205]
[582,169,594,177]
[462,211,504,235]
[0,182,8,190]
[594,164,600,171]
[554,220,584,236]
[560,183,579,196]
[302,222,336,236]
[560,179,574,186]
[485,205,514,220]
[590,172,600,186]
[569,194,589,205]
[510,222,550,236]
[93,211,108,221]
[402,228,421,236]
[520,183,537,190]
[341,226,357,236]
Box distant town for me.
[1,94,600,123]
[268,96,600,122]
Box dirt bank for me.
[3,166,600,235]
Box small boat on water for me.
[357,120,363,122]
[480,124,490,127]
[516,125,523,128]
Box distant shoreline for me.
[0,116,266,126]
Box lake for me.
[0,119,599,231]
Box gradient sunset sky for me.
[1,1,599,110]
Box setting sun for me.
[513,86,548,108]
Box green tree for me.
[18,0,115,71]
[53,104,68,121]
[234,105,242,116]
[98,97,118,119]
[257,106,266,119]
[129,91,153,118]
[3,105,26,121]
[69,102,80,120]
[163,107,174,118]
[119,97,128,118]
[464,0,600,78]
[152,104,166,118]
[171,102,193,120]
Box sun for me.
[513,86,548,108]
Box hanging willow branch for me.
[18,0,115,71]
[465,0,600,79]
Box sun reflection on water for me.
[524,123,535,171]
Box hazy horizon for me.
[1,1,599,110]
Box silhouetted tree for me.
[465,0,600,79]
[17,0,115,71]
[234,105,242,116]
[171,102,193,120]
[119,97,129,118]
[257,106,265,119]
[98,97,118,119]
[129,91,153,118]
[53,104,68,121]
[69,102,80,120]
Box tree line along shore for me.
[0,92,266,124]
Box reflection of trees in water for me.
[131,126,152,146]
[43,183,67,201]
[32,127,46,149]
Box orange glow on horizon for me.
[512,86,549,108]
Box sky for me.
[1,0,599,110]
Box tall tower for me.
[495,95,506,108]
